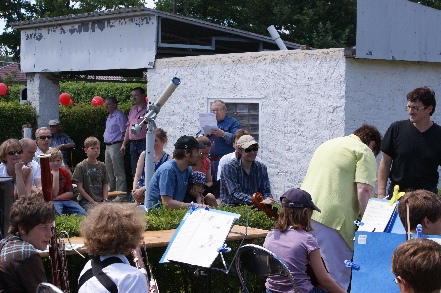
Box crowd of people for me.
[1,86,441,293]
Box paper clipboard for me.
[160,207,240,268]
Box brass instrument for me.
[131,244,159,293]
[40,155,70,292]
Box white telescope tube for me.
[267,25,288,50]
[145,77,181,120]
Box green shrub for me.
[0,102,37,142]
[0,82,146,104]
[54,205,276,292]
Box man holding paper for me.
[301,124,382,291]
[208,100,240,182]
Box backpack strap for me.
[78,256,124,292]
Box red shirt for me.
[199,158,211,177]
[57,167,73,200]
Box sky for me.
[0,0,156,34]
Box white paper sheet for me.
[199,113,218,134]
[358,199,396,233]
[164,209,239,268]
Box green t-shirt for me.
[301,134,376,248]
[73,159,108,203]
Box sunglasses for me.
[38,135,52,140]
[7,150,23,156]
[245,146,259,153]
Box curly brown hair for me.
[352,124,382,156]
[392,238,441,293]
[80,203,146,255]
[8,195,55,235]
[407,87,436,116]
[275,199,313,232]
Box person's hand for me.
[198,203,211,208]
[261,197,276,205]
[189,185,203,198]
[211,129,225,138]
[120,143,126,154]
[56,144,64,150]
[92,200,99,206]
[15,162,31,178]
[132,188,145,203]
[51,169,60,177]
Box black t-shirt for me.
[381,120,441,191]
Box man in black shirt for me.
[378,87,441,198]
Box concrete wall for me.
[345,58,441,136]
[148,49,347,196]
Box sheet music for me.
[358,199,396,233]
[163,209,239,268]
[199,113,218,134]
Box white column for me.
[27,73,60,127]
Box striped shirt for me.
[220,158,272,206]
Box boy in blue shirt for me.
[147,136,207,210]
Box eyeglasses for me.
[211,109,224,113]
[7,150,23,156]
[38,135,52,140]
[245,146,259,153]
[406,105,427,112]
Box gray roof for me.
[12,7,301,49]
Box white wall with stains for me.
[148,49,441,196]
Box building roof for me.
[12,7,300,50]
[0,63,26,82]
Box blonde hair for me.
[80,203,145,255]
[84,136,100,148]
[0,139,22,163]
[275,198,313,232]
[46,148,63,161]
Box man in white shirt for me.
[217,129,262,181]
[19,138,41,195]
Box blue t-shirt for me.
[147,160,191,210]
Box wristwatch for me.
[103,198,110,202]
[223,131,228,140]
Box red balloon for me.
[145,96,148,103]
[60,93,70,105]
[92,96,104,106]
[0,83,8,96]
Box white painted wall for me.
[148,48,441,197]
[148,49,347,196]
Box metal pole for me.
[267,25,288,50]
[172,0,177,14]
[144,122,155,208]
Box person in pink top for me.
[120,87,148,175]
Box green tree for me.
[155,0,357,48]
[0,0,147,60]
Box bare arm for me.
[120,128,130,153]
[206,167,213,187]
[310,249,346,293]
[378,153,392,199]
[54,191,73,201]
[76,182,98,205]
[133,152,145,190]
[161,195,205,210]
[51,171,60,198]
[35,178,42,189]
[57,142,75,149]
[357,182,373,216]
[103,183,108,200]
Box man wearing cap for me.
[301,124,382,290]
[49,119,75,166]
[209,100,240,182]
[147,136,207,210]
[104,97,127,192]
[220,134,274,206]
[121,87,148,176]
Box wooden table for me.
[40,225,268,257]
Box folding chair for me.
[36,282,64,293]
[235,244,298,293]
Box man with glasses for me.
[33,127,53,164]
[209,100,240,182]
[220,135,274,206]
[378,87,441,199]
